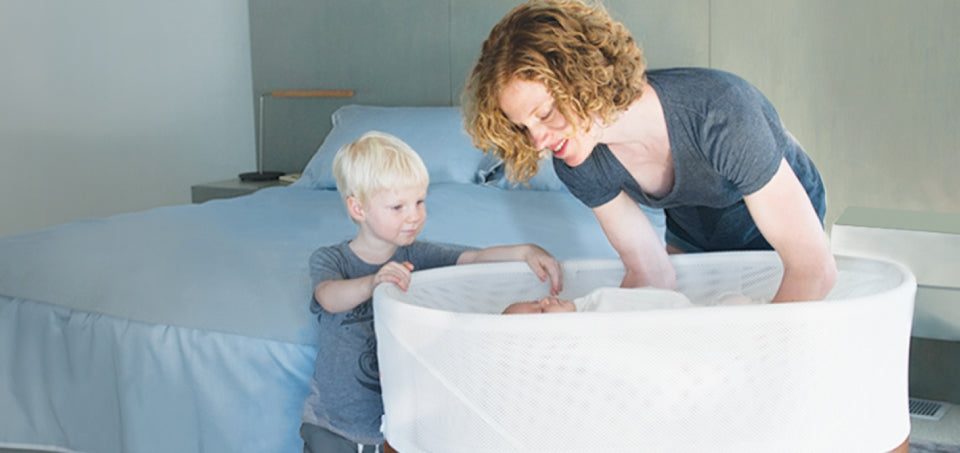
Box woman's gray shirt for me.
[555,67,825,251]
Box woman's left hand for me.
[744,158,837,302]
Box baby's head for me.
[502,296,576,314]
[333,131,429,215]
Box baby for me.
[502,295,576,314]
[502,287,695,314]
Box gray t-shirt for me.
[301,240,468,444]
[555,68,825,252]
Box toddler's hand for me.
[373,261,415,291]
[522,245,563,295]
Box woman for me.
[461,0,836,303]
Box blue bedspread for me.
[0,183,662,453]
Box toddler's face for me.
[358,185,427,247]
[502,296,575,314]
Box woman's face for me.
[498,78,596,167]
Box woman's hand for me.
[593,191,676,290]
[744,158,836,302]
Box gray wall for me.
[248,0,711,173]
[2,0,957,240]
[0,0,255,238]
[250,0,959,230]
[711,0,960,228]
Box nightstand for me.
[191,178,291,203]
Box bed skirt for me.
[0,296,316,453]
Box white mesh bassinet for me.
[373,251,916,453]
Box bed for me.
[0,104,666,453]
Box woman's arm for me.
[744,158,837,302]
[592,191,676,289]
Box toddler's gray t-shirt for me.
[301,240,468,444]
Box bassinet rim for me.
[373,250,916,321]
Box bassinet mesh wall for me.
[373,251,916,453]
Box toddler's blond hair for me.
[332,131,430,206]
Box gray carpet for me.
[912,440,960,453]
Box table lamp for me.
[239,89,355,181]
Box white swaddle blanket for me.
[574,286,763,312]
[573,286,695,312]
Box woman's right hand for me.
[592,191,676,289]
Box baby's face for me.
[502,296,576,314]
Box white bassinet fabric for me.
[374,251,915,453]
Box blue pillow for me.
[295,105,488,189]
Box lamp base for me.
[238,170,285,182]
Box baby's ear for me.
[345,196,365,222]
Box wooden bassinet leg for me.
[890,436,909,453]
[383,440,399,453]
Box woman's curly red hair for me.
[462,0,646,182]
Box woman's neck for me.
[600,83,670,161]
[599,82,676,199]
[600,83,666,145]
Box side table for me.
[191,178,291,203]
